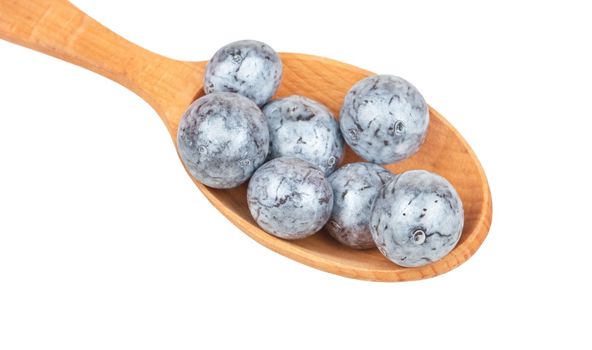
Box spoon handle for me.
[0,0,202,122]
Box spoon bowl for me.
[0,0,492,281]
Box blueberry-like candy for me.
[340,75,429,164]
[370,170,464,267]
[204,40,283,106]
[247,157,333,240]
[326,163,394,249]
[177,92,269,189]
[263,95,344,175]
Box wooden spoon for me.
[0,0,492,282]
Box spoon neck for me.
[0,0,204,133]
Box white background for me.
[1,1,591,349]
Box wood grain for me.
[0,0,492,281]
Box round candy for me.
[263,95,344,175]
[177,92,269,189]
[204,40,282,106]
[339,75,429,164]
[326,163,394,249]
[370,170,464,267]
[247,157,333,240]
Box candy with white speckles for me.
[247,157,333,240]
[370,170,464,267]
[340,75,429,164]
[263,95,344,175]
[204,40,282,106]
[326,163,394,249]
[177,92,269,189]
